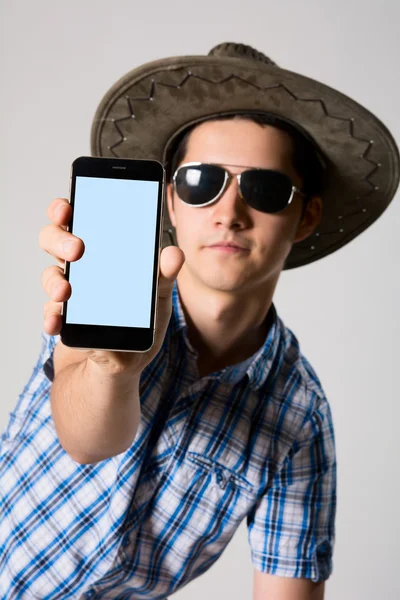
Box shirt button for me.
[215,468,227,489]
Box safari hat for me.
[91,42,399,269]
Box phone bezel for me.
[60,156,165,352]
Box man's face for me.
[167,118,317,294]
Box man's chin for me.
[179,259,256,292]
[199,273,249,293]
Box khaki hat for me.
[91,42,399,269]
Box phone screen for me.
[65,175,160,329]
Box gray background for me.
[1,0,398,598]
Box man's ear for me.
[294,196,323,244]
[166,183,177,228]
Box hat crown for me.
[208,42,277,67]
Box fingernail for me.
[54,203,64,217]
[53,280,65,295]
[62,240,76,253]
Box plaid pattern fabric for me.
[0,283,336,599]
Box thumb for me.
[150,245,185,353]
[157,245,185,299]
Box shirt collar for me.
[170,281,283,391]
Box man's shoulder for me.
[270,315,329,417]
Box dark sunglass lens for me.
[241,170,293,213]
[175,165,225,206]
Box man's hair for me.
[165,113,326,206]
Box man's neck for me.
[176,270,279,377]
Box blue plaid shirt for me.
[0,283,336,599]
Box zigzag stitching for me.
[104,71,380,240]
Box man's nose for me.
[210,176,251,229]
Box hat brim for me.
[91,54,399,269]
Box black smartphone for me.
[60,156,165,352]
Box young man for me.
[1,43,398,599]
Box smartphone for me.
[60,156,165,352]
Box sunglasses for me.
[173,162,306,214]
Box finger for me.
[43,300,63,335]
[39,223,85,263]
[152,246,185,350]
[47,198,72,227]
[41,265,71,302]
[157,246,185,299]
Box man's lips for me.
[205,242,249,252]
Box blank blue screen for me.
[66,176,159,328]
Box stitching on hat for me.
[99,70,380,246]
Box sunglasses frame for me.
[172,162,306,212]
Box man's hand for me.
[39,197,185,378]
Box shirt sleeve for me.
[247,394,336,582]
[1,332,59,446]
